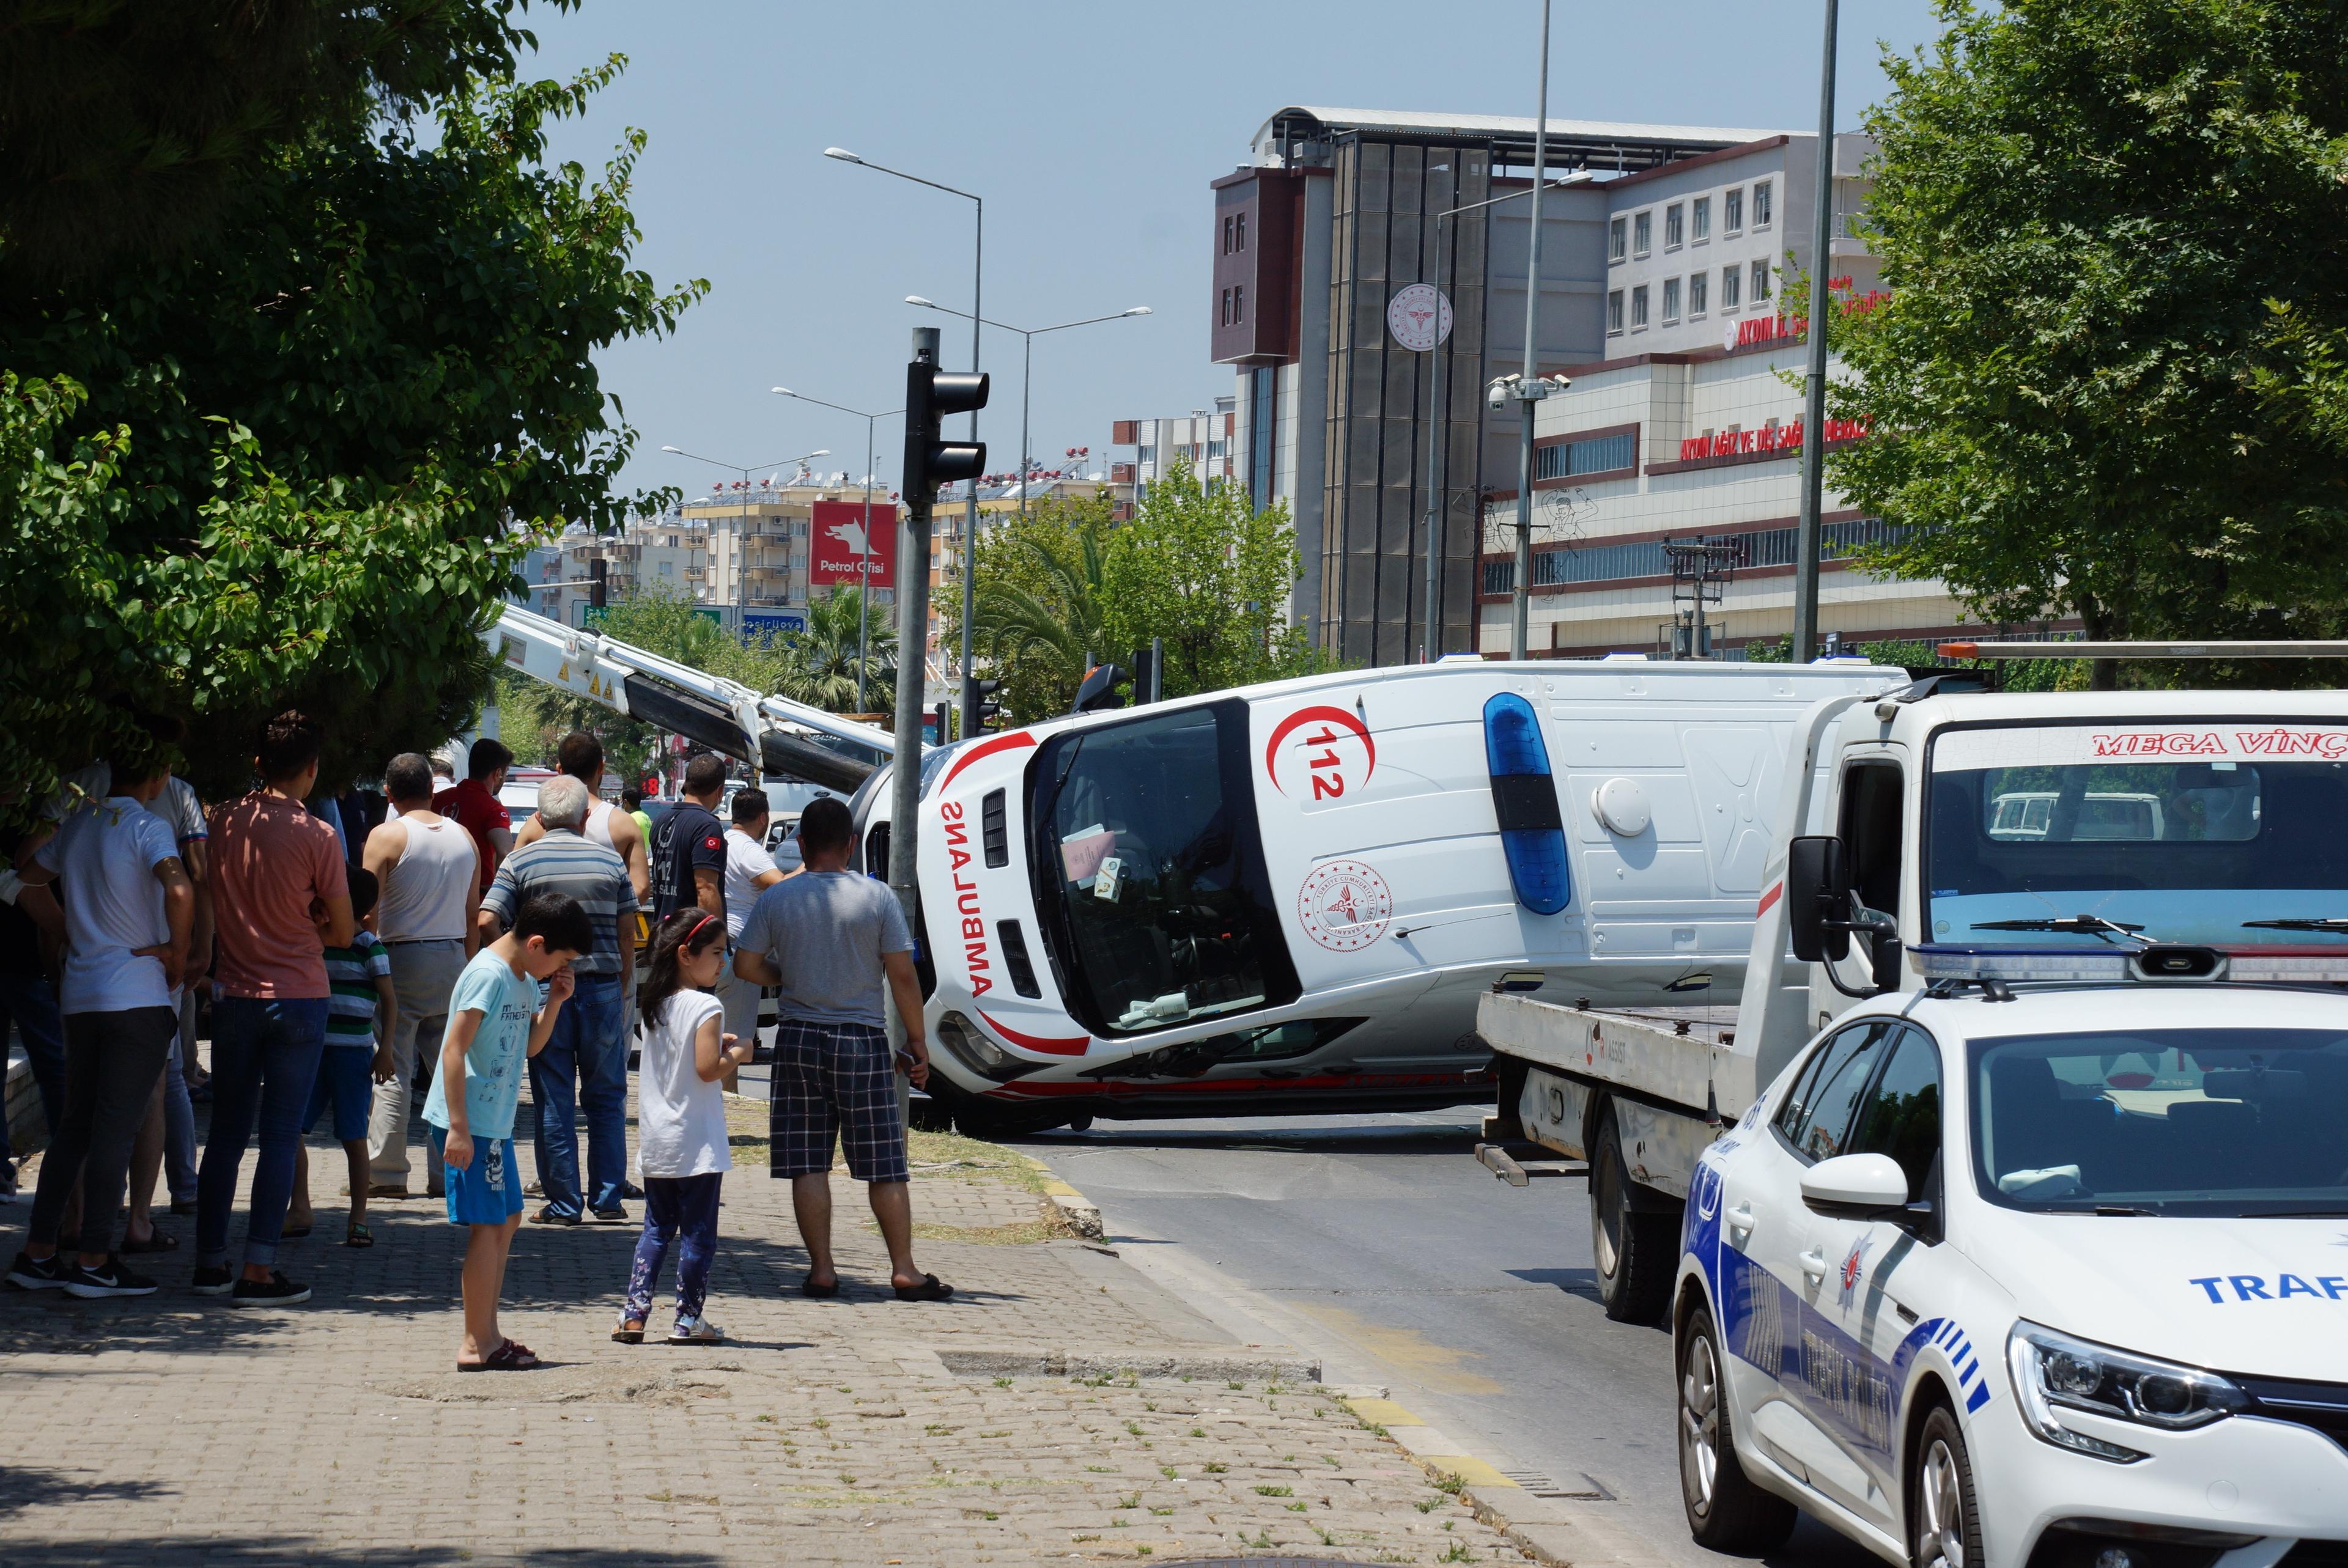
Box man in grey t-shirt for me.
[734,798,947,1301]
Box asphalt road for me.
[1008,1107,1879,1568]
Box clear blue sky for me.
[523,0,1942,510]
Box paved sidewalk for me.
[0,1089,1526,1565]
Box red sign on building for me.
[808,499,897,587]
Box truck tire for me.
[1590,1113,1674,1324]
[1678,1303,1797,1551]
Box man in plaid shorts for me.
[732,798,950,1301]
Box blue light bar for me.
[1483,692,1570,916]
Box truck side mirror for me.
[1786,835,1851,963]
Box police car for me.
[1675,981,2348,1568]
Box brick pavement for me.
[0,1081,1527,1565]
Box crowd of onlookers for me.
[3,713,948,1367]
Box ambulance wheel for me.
[1678,1303,1796,1552]
[1590,1114,1673,1324]
[1911,1407,1983,1568]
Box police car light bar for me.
[1936,639,2348,660]
[1916,944,2348,985]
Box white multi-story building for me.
[537,520,709,627]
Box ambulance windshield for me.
[1925,722,2348,951]
[1030,700,1298,1037]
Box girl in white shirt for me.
[615,910,753,1344]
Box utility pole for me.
[1509,0,1554,661]
[1792,0,1840,664]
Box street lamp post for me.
[1792,0,1840,665]
[772,388,903,712]
[658,443,829,609]
[907,299,1150,518]
[825,146,984,735]
[1509,0,1555,662]
[1419,172,1590,663]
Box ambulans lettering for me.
[939,800,991,998]
[2187,1273,2348,1303]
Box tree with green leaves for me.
[1829,0,2348,688]
[1,47,702,817]
[958,492,1118,724]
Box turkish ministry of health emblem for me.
[1298,859,1394,952]
[1386,283,1453,353]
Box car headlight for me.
[2007,1321,2246,1463]
[933,1010,1042,1083]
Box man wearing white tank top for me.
[361,753,481,1197]
[510,732,649,902]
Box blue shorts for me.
[428,1126,525,1226]
[303,1047,374,1143]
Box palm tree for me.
[767,585,896,713]
[971,523,1109,720]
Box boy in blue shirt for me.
[424,891,592,1371]
[287,866,397,1248]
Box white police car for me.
[1674,982,2348,1568]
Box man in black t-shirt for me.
[649,754,731,927]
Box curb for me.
[939,1349,1322,1382]
[1023,1157,1105,1240]
[1339,1394,1680,1568]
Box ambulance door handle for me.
[1799,1248,1829,1283]
[1727,1203,1755,1245]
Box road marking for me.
[1412,1455,1519,1489]
[1296,1301,1504,1394]
[1343,1396,1426,1428]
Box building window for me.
[1222,216,1232,254]
[1751,260,1772,303]
[1608,216,1626,262]
[1664,203,1683,249]
[1220,287,1231,325]
[1631,284,1649,329]
[1235,212,1247,251]
[1722,265,1741,310]
[1535,430,1637,480]
[1689,270,1708,317]
[1661,276,1681,323]
[1607,289,1624,334]
[1752,179,1773,228]
[1692,195,1710,242]
[1724,186,1744,234]
[1233,283,1245,323]
[1633,210,1652,257]
[1249,365,1276,510]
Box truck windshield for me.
[1971,1028,2348,1216]
[1925,722,2348,949]
[1028,700,1299,1037]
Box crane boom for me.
[482,604,899,793]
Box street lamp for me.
[825,145,984,735]
[905,297,1150,519]
[1507,0,1556,662]
[1417,171,1590,663]
[1793,0,1840,664]
[772,387,902,712]
[659,444,829,611]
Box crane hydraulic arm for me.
[481,604,897,793]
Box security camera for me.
[1488,381,1510,410]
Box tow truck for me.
[486,604,1918,1132]
[1474,655,2348,1566]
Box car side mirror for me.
[1787,835,1851,962]
[1800,1152,1911,1218]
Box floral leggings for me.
[623,1172,723,1327]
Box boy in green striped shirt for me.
[289,867,398,1247]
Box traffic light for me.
[974,677,1003,729]
[589,557,608,609]
[903,354,989,501]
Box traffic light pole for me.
[888,328,942,916]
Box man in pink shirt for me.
[195,712,355,1307]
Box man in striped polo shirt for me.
[478,776,637,1224]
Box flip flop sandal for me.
[342,1223,374,1250]
[457,1339,541,1372]
[612,1322,645,1344]
[666,1319,725,1344]
[801,1276,840,1299]
[892,1273,954,1303]
[121,1231,179,1254]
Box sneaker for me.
[190,1264,235,1296]
[169,1199,199,1216]
[230,1270,311,1307]
[620,1181,646,1201]
[666,1317,725,1344]
[592,1204,629,1223]
[62,1256,160,1298]
[6,1251,68,1291]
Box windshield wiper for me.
[2094,1205,2158,1216]
[1971,914,2149,945]
[2241,916,2348,933]
[2237,1208,2348,1219]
